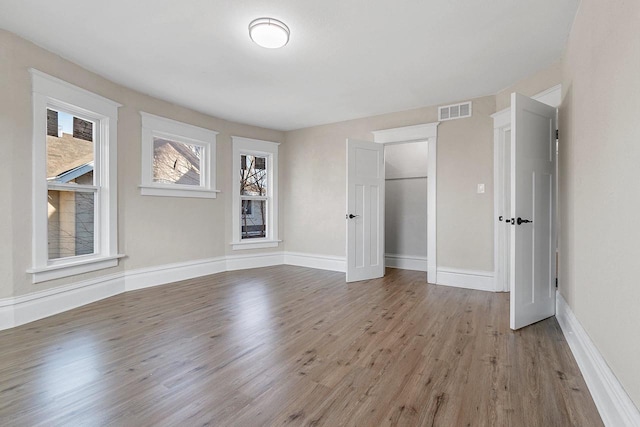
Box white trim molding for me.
[284,252,346,272]
[0,251,346,330]
[2,252,502,331]
[230,240,281,251]
[491,107,512,128]
[226,252,285,271]
[26,254,126,283]
[491,84,562,125]
[385,254,428,272]
[125,257,227,292]
[436,267,495,292]
[138,185,221,199]
[372,122,439,283]
[1,252,287,330]
[556,292,640,427]
[372,122,439,143]
[0,273,126,331]
[492,116,511,293]
[532,84,562,108]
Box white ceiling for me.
[0,0,579,131]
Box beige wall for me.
[559,0,640,408]
[283,95,496,271]
[438,96,495,270]
[0,30,284,298]
[0,37,13,298]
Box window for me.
[231,137,280,250]
[28,70,122,283]
[140,112,219,198]
[46,110,96,259]
[240,154,267,239]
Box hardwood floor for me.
[0,266,602,426]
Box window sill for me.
[27,254,126,283]
[139,185,221,199]
[231,240,282,251]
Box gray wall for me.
[559,0,640,407]
[385,179,427,258]
[384,142,428,258]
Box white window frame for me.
[27,69,123,283]
[231,136,280,250]
[139,112,219,198]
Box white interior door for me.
[346,139,385,282]
[510,92,557,330]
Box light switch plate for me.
[477,183,485,194]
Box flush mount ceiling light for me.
[249,17,290,49]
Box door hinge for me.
[555,277,558,288]
[556,129,559,140]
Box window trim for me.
[231,136,280,250]
[140,112,220,199]
[28,69,123,283]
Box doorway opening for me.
[384,141,428,273]
[371,122,439,283]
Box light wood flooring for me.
[0,266,602,426]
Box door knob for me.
[346,214,360,219]
[498,216,503,222]
[516,217,532,225]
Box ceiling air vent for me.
[438,101,472,121]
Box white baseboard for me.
[385,254,428,272]
[226,252,284,271]
[284,251,346,272]
[0,272,125,330]
[0,299,14,330]
[0,253,499,331]
[436,267,495,292]
[0,251,341,330]
[125,257,227,291]
[556,292,640,427]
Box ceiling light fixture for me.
[249,18,290,49]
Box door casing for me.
[372,123,439,283]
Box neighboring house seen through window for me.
[232,137,280,250]
[28,70,122,283]
[46,110,96,259]
[140,112,219,198]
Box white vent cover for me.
[438,101,472,121]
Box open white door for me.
[346,139,385,282]
[510,93,557,330]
